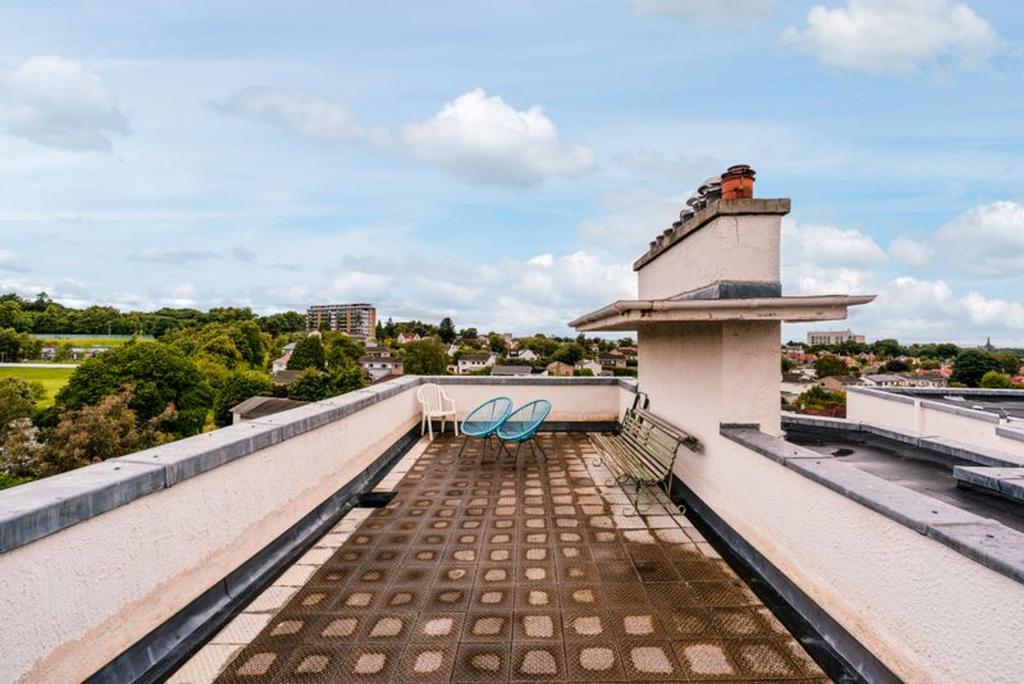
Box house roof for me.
[864,373,904,383]
[820,375,858,385]
[460,354,490,362]
[272,370,303,385]
[230,396,309,420]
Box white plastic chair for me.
[416,383,458,439]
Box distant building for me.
[511,348,538,362]
[575,359,602,375]
[271,352,291,373]
[599,356,627,369]
[983,337,996,352]
[806,329,865,346]
[271,369,302,386]
[396,332,421,344]
[861,373,907,388]
[817,375,859,393]
[490,365,533,377]
[359,346,403,380]
[546,361,574,377]
[306,303,376,342]
[457,354,495,374]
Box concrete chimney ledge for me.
[569,293,876,332]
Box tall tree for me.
[213,370,274,427]
[287,335,327,371]
[950,350,1001,387]
[56,343,213,437]
[438,317,456,344]
[403,339,449,375]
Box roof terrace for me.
[2,167,1022,683]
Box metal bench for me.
[590,398,697,512]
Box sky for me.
[0,0,1023,343]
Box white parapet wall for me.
[847,387,1024,460]
[697,429,1024,683]
[0,376,634,684]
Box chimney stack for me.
[720,164,756,200]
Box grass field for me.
[0,366,76,407]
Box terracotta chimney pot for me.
[720,164,756,200]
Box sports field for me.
[0,366,76,407]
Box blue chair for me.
[497,399,551,461]
[458,396,513,457]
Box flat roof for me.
[570,294,876,332]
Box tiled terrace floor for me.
[178,433,829,683]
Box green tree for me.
[438,317,456,344]
[950,350,1002,387]
[488,332,507,355]
[781,356,795,373]
[992,352,1021,376]
[403,338,449,375]
[871,338,903,358]
[57,343,213,437]
[794,386,846,417]
[287,335,326,371]
[287,368,335,401]
[33,389,177,476]
[257,311,306,336]
[330,365,367,394]
[884,359,910,373]
[979,371,1014,389]
[324,333,365,369]
[814,354,852,378]
[0,377,43,441]
[213,370,274,427]
[935,343,961,360]
[551,342,585,366]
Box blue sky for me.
[1,0,1023,342]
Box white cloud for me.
[889,236,933,266]
[936,201,1024,277]
[634,0,775,27]
[782,219,888,268]
[329,271,392,300]
[0,250,30,272]
[402,88,595,186]
[783,0,998,74]
[614,150,722,186]
[0,55,128,151]
[218,87,391,147]
[129,247,222,265]
[578,189,681,254]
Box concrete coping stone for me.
[918,398,1000,423]
[0,375,634,555]
[996,425,1024,444]
[721,424,1024,585]
[846,386,917,405]
[782,411,1024,468]
[953,466,1024,501]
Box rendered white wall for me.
[638,213,781,299]
[848,391,1024,459]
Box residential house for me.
[271,352,291,373]
[490,365,533,377]
[511,348,538,362]
[360,352,404,381]
[364,346,392,359]
[457,354,495,374]
[817,375,859,393]
[545,361,574,377]
[861,373,907,388]
[903,370,947,388]
[396,332,421,344]
[600,356,627,369]
[575,359,602,376]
